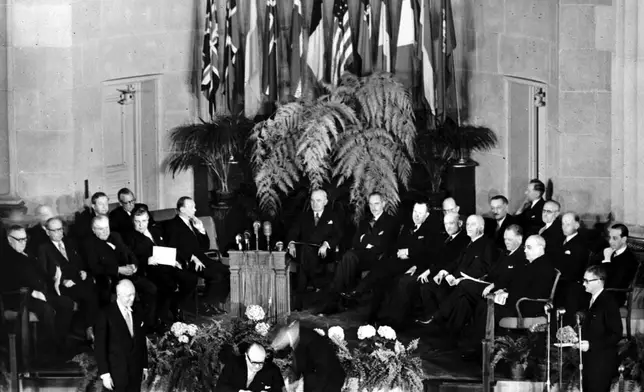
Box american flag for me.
[223,0,239,113]
[200,0,219,116]
[331,0,353,85]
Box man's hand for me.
[191,217,206,233]
[63,280,75,288]
[417,269,431,283]
[603,247,614,263]
[433,270,448,285]
[31,290,47,302]
[148,256,159,266]
[79,270,87,281]
[54,266,62,281]
[493,290,508,305]
[482,284,495,297]
[129,264,138,274]
[101,374,114,390]
[118,266,134,276]
[579,340,589,352]
[288,242,297,258]
[397,249,409,260]
[174,261,183,269]
[142,369,149,381]
[193,257,205,272]
[445,275,457,286]
[405,266,417,275]
[318,242,329,258]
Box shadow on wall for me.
[0,191,88,228]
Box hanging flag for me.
[200,0,219,117]
[244,0,261,118]
[223,0,240,113]
[306,0,325,82]
[375,0,390,72]
[435,0,457,124]
[420,0,435,114]
[330,0,353,85]
[357,0,373,76]
[394,0,415,84]
[262,0,278,102]
[290,0,304,98]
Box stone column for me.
[611,0,644,232]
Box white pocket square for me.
[418,236,425,239]
[508,266,514,269]
[378,231,384,235]
[140,322,144,327]
[327,220,333,224]
[565,250,571,255]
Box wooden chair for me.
[605,261,641,339]
[482,269,561,392]
[0,288,39,370]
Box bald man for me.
[26,204,55,255]
[215,343,284,392]
[96,280,148,392]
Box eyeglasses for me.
[9,235,28,242]
[246,354,264,366]
[583,278,600,284]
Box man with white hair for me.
[215,343,284,392]
[417,215,496,323]
[96,279,148,392]
[26,204,55,255]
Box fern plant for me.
[249,72,416,222]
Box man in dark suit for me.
[423,225,528,336]
[484,195,519,252]
[214,343,285,392]
[85,215,158,327]
[72,192,110,242]
[515,179,546,236]
[271,321,345,392]
[125,207,197,324]
[378,212,469,327]
[26,204,55,255]
[538,200,564,256]
[164,196,230,314]
[38,216,98,341]
[577,265,622,392]
[2,225,75,356]
[287,189,344,309]
[332,192,398,297]
[96,279,148,392]
[555,212,591,325]
[594,223,640,306]
[109,188,155,236]
[417,215,497,321]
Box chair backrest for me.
[549,269,562,301]
[201,216,218,251]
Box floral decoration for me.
[377,325,396,341]
[556,326,579,344]
[357,324,376,340]
[245,304,266,321]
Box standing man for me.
[485,195,518,252]
[577,265,622,392]
[26,204,55,255]
[516,179,546,236]
[539,200,564,255]
[109,188,154,235]
[596,223,639,306]
[96,279,148,392]
[164,196,230,314]
[214,343,285,392]
[73,192,110,241]
[287,189,343,310]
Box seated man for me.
[26,204,55,255]
[554,212,590,325]
[332,192,398,298]
[287,189,343,310]
[471,234,557,339]
[125,207,198,324]
[214,343,285,392]
[72,192,110,242]
[109,187,155,236]
[2,225,74,356]
[484,195,519,252]
[592,223,639,306]
[38,217,98,341]
[539,200,564,256]
[84,215,158,328]
[417,215,496,322]
[164,196,230,314]
[377,212,469,327]
[420,225,528,338]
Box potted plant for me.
[249,72,416,223]
[491,335,531,380]
[165,114,255,206]
[611,335,644,392]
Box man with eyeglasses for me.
[2,225,75,359]
[215,343,284,392]
[538,200,564,255]
[577,265,622,392]
[72,192,110,241]
[38,217,98,342]
[109,188,155,235]
[26,204,55,255]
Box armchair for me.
[0,288,39,370]
[605,261,641,338]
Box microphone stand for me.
[577,313,584,392]
[556,308,566,391]
[544,304,553,392]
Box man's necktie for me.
[414,225,420,232]
[57,241,68,260]
[144,230,156,245]
[445,235,453,244]
[369,219,375,228]
[538,225,546,235]
[125,308,134,336]
[314,213,320,226]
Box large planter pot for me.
[511,363,527,380]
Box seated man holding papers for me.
[125,207,197,325]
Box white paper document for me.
[460,272,491,284]
[152,246,177,266]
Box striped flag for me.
[244,0,262,118]
[306,0,325,82]
[223,0,240,113]
[330,0,353,85]
[436,0,457,123]
[262,0,278,102]
[200,0,219,116]
[290,0,304,98]
[375,0,390,72]
[420,0,435,114]
[357,0,373,76]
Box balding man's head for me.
[443,212,461,236]
[310,189,328,213]
[116,279,136,308]
[246,343,267,369]
[561,212,580,237]
[91,215,110,241]
[465,215,485,239]
[524,235,546,262]
[35,205,54,225]
[442,197,459,215]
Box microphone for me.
[235,234,243,250]
[556,308,566,318]
[243,230,251,249]
[544,303,553,313]
[576,311,585,325]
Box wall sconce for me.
[533,89,546,108]
[117,84,136,105]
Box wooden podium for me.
[227,251,291,322]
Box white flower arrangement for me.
[314,328,325,336]
[357,325,376,340]
[377,326,396,341]
[255,322,270,336]
[328,326,345,343]
[186,324,198,337]
[178,335,189,344]
[245,304,266,321]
